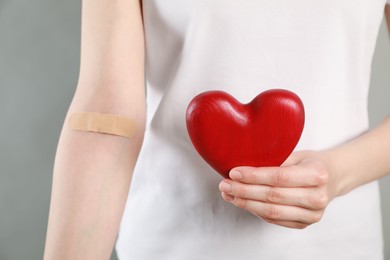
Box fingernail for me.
[219,181,232,193]
[230,170,242,180]
[222,192,234,201]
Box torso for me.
[116,1,386,259]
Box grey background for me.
[0,1,389,259]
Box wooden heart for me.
[186,89,305,179]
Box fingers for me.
[219,181,329,210]
[221,192,324,226]
[230,160,328,188]
[262,218,310,229]
[220,155,333,229]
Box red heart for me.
[186,89,305,179]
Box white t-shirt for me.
[116,1,389,259]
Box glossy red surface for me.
[186,89,305,179]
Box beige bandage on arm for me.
[68,112,137,138]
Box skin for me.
[43,2,390,259]
[219,5,390,229]
[43,0,145,259]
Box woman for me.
[44,0,390,259]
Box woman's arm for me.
[219,116,390,228]
[218,7,390,229]
[43,0,145,259]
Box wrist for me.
[319,148,355,197]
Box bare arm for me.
[219,116,390,229]
[218,6,390,229]
[43,0,145,259]
[324,3,390,199]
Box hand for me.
[219,151,343,229]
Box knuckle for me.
[314,167,328,185]
[238,186,248,198]
[265,187,284,203]
[271,168,289,186]
[234,197,247,209]
[249,171,258,184]
[264,204,281,219]
[315,193,329,209]
[308,211,324,224]
[309,190,329,209]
